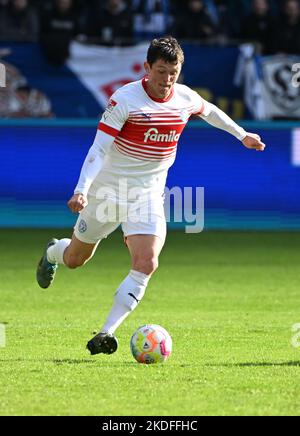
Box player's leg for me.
[36,234,99,289]
[87,234,165,355]
[36,196,120,289]
[127,233,165,274]
[104,234,164,331]
[50,234,99,269]
[86,195,167,356]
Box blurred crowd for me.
[0,52,53,117]
[0,0,299,65]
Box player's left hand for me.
[242,133,266,151]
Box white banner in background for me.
[244,58,267,120]
[67,42,149,108]
[262,56,300,116]
[0,62,5,87]
[244,55,300,119]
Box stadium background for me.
[1,0,300,417]
[0,37,299,230]
[1,0,300,231]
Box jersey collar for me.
[142,77,174,103]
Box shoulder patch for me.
[103,99,118,120]
[107,99,117,110]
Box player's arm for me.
[69,93,128,213]
[197,101,266,151]
[68,130,115,213]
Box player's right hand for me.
[242,133,266,151]
[68,193,88,213]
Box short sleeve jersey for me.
[90,78,207,197]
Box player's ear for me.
[144,62,151,75]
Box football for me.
[130,324,172,364]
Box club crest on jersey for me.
[78,219,87,233]
[144,128,180,143]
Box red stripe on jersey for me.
[117,136,177,150]
[127,120,186,126]
[129,106,195,116]
[115,138,177,154]
[129,112,184,117]
[115,145,165,161]
[115,143,175,160]
[129,116,183,121]
[128,115,184,121]
[98,122,120,138]
[115,143,176,161]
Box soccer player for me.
[36,36,265,355]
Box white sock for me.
[47,238,71,265]
[101,270,151,335]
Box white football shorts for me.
[74,194,167,244]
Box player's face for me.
[144,59,182,99]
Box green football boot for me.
[36,238,58,289]
[87,332,118,355]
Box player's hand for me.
[68,193,88,213]
[242,133,266,151]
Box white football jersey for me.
[89,78,207,198]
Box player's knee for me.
[133,256,159,275]
[64,253,90,269]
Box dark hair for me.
[147,36,184,66]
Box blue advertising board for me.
[1,120,300,230]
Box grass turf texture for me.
[0,229,300,416]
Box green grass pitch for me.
[0,228,300,416]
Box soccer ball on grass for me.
[130,324,172,364]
